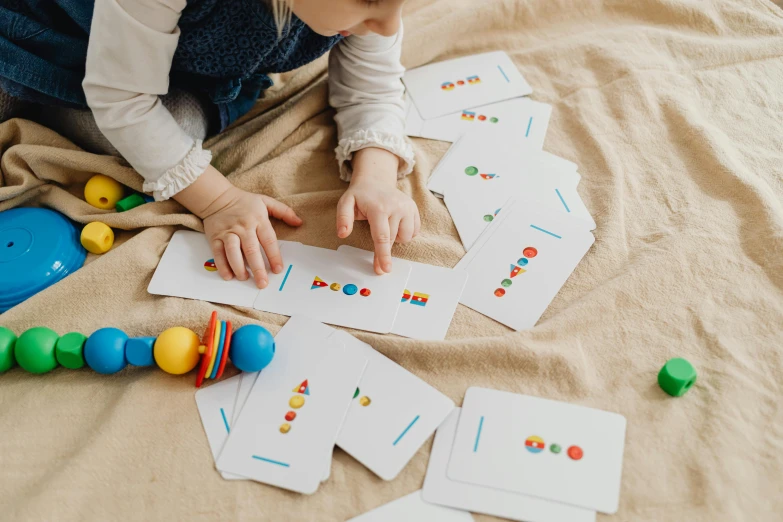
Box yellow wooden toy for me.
[84,174,124,210]
[80,222,114,254]
[153,327,201,375]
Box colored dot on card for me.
[517,258,529,267]
[330,283,341,291]
[483,214,494,222]
[478,115,487,121]
[343,284,358,296]
[490,117,499,123]
[457,80,465,85]
[525,436,546,453]
[359,396,371,407]
[279,423,291,434]
[289,395,305,409]
[285,411,296,421]
[465,166,478,176]
[523,247,538,258]
[550,444,562,454]
[501,279,512,288]
[567,446,583,461]
[494,288,506,297]
[360,288,371,297]
[354,387,360,398]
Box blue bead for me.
[343,284,358,296]
[125,336,155,367]
[84,328,128,375]
[230,325,275,373]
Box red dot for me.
[457,80,465,85]
[567,445,583,460]
[494,288,506,297]
[360,288,371,297]
[523,247,538,258]
[478,115,487,121]
[285,411,296,421]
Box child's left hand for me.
[336,147,420,275]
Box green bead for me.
[56,332,87,369]
[0,327,17,373]
[550,444,562,454]
[15,327,59,374]
[658,358,697,397]
[115,193,147,212]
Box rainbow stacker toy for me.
[0,312,275,387]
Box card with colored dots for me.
[423,408,596,522]
[215,316,367,494]
[405,95,553,149]
[402,51,533,120]
[330,329,455,481]
[457,200,595,331]
[337,246,469,341]
[346,490,474,522]
[447,388,627,514]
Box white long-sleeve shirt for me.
[83,0,414,201]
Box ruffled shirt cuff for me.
[142,140,213,201]
[335,129,415,182]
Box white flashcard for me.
[405,96,552,149]
[195,375,243,480]
[252,243,412,334]
[347,490,474,522]
[403,51,533,119]
[331,330,455,480]
[458,202,595,331]
[232,372,259,425]
[423,408,596,522]
[448,388,627,514]
[338,246,468,340]
[216,316,367,494]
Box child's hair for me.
[270,0,293,36]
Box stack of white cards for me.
[403,51,597,331]
[149,231,467,340]
[195,316,455,493]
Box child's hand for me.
[174,165,302,289]
[336,148,420,275]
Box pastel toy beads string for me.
[0,311,275,388]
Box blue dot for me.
[343,284,358,296]
[517,258,529,266]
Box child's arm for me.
[82,0,296,288]
[328,22,419,274]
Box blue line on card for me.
[473,416,485,452]
[555,189,571,212]
[498,65,510,83]
[530,224,562,239]
[393,415,420,446]
[525,117,533,137]
[279,264,293,291]
[252,455,290,467]
[220,407,230,434]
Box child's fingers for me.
[396,213,415,244]
[336,193,355,238]
[223,233,248,281]
[257,221,283,276]
[210,238,234,281]
[369,211,393,274]
[240,229,269,289]
[263,196,303,227]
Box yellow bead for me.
[359,396,371,407]
[84,174,124,210]
[80,222,114,254]
[289,395,305,409]
[279,423,291,434]
[153,327,201,375]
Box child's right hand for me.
[173,165,302,289]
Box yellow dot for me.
[289,395,305,409]
[279,423,291,434]
[359,396,371,407]
[330,283,341,291]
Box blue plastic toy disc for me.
[0,208,86,313]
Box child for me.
[0,0,418,287]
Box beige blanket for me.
[2,1,783,520]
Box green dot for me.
[501,279,512,288]
[56,332,87,370]
[353,387,360,399]
[483,214,494,222]
[15,327,59,374]
[465,166,478,176]
[490,117,499,123]
[550,444,562,454]
[0,327,17,374]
